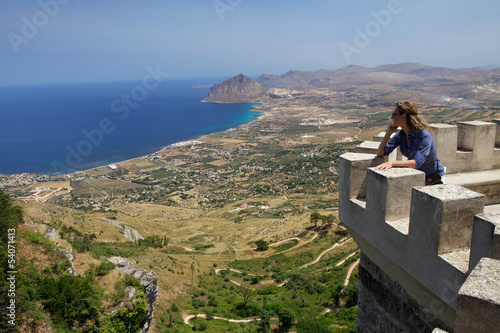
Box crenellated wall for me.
[357,120,500,204]
[432,121,500,173]
[340,120,500,332]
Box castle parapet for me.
[339,151,500,330]
[356,120,500,173]
[356,120,500,205]
[432,121,500,173]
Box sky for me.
[1,0,499,85]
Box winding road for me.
[94,217,144,241]
[183,314,261,325]
[299,237,350,269]
[189,233,360,327]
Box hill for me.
[202,74,267,103]
[256,63,490,87]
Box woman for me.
[375,101,445,185]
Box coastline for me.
[103,105,266,172]
[0,78,263,177]
[0,103,266,182]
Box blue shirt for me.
[384,129,445,177]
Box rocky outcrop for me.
[202,74,267,103]
[108,256,158,333]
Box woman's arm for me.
[374,159,416,171]
[376,125,398,157]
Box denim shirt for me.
[384,129,445,177]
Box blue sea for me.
[0,78,262,175]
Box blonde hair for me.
[396,101,430,132]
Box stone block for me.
[492,119,500,147]
[372,132,387,142]
[457,121,495,153]
[432,121,499,173]
[355,141,380,154]
[469,213,500,270]
[431,123,458,172]
[455,258,500,333]
[409,184,484,255]
[339,153,382,201]
[366,168,424,223]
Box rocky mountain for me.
[375,63,488,80]
[202,74,267,103]
[256,63,491,87]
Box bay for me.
[0,78,261,175]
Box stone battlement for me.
[340,121,500,332]
[357,120,500,205]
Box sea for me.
[0,77,262,175]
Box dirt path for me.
[299,237,349,269]
[344,258,360,286]
[183,314,260,326]
[335,252,357,267]
[269,237,301,247]
[267,225,325,255]
[94,217,144,241]
[214,268,272,277]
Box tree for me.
[278,308,295,331]
[322,214,335,226]
[296,317,330,333]
[257,311,271,333]
[191,262,195,285]
[310,212,321,228]
[255,239,269,251]
[343,284,358,308]
[235,286,256,308]
[331,284,343,307]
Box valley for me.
[4,63,500,332]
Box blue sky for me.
[1,0,499,85]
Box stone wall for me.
[357,253,451,333]
[339,121,500,332]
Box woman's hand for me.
[386,124,398,135]
[374,159,416,171]
[374,161,393,171]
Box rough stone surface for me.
[356,253,452,333]
[109,256,130,268]
[455,258,500,333]
[44,226,60,239]
[108,256,158,333]
[459,257,500,305]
